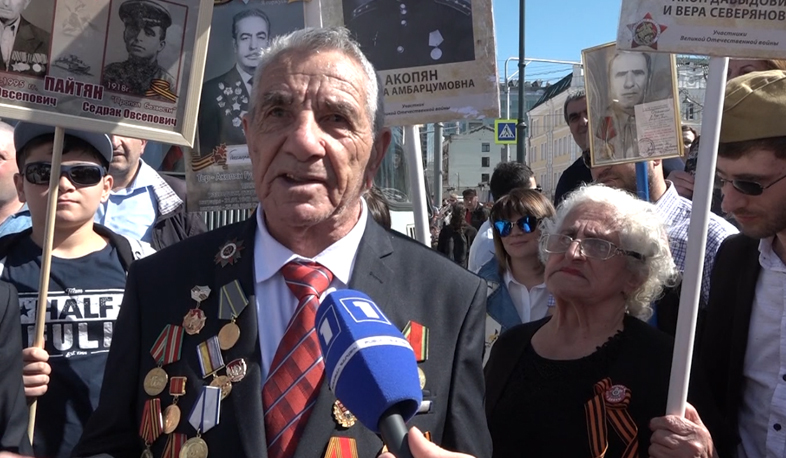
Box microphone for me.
[316,289,422,458]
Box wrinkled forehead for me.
[561,202,619,234]
[611,53,647,73]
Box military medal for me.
[217,280,249,350]
[226,358,247,383]
[163,433,187,458]
[139,398,164,458]
[332,400,356,429]
[197,336,225,378]
[323,436,358,458]
[144,367,169,397]
[184,286,211,335]
[145,325,185,396]
[605,385,628,404]
[209,375,232,400]
[164,376,187,434]
[403,321,429,362]
[183,386,222,458]
[417,367,426,390]
[214,239,244,267]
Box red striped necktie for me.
[262,261,334,458]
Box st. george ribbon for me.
[315,290,422,458]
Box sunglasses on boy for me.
[24,162,106,187]
[493,216,539,237]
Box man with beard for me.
[588,148,736,333]
[690,70,786,457]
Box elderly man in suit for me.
[74,27,490,458]
[198,8,270,155]
[0,0,50,76]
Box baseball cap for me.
[13,122,114,165]
[721,69,786,143]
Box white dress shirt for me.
[502,268,549,323]
[468,219,494,273]
[253,201,368,382]
[738,237,786,458]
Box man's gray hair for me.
[248,27,385,134]
[563,89,586,125]
[538,184,679,320]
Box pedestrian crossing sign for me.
[495,119,517,145]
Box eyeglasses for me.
[716,172,786,196]
[24,162,106,187]
[494,216,539,237]
[543,233,644,261]
[582,150,592,168]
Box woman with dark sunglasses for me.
[477,188,555,360]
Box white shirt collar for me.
[502,267,546,291]
[236,65,254,86]
[254,199,369,285]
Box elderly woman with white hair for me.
[483,185,730,458]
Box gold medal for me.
[179,437,208,458]
[144,367,169,396]
[163,404,181,434]
[332,400,356,429]
[183,309,206,335]
[217,322,240,350]
[418,367,426,390]
[209,375,232,400]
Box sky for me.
[492,0,624,83]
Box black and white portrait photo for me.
[101,0,185,100]
[0,0,53,77]
[343,0,475,71]
[583,43,680,167]
[196,0,304,156]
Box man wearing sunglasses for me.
[691,70,786,457]
[587,136,737,335]
[0,123,154,458]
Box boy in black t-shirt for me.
[0,123,153,458]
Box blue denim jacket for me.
[478,257,523,335]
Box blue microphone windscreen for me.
[316,289,422,433]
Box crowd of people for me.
[0,25,784,458]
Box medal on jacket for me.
[184,286,211,335]
[214,239,244,267]
[226,358,247,383]
[332,400,356,429]
[183,386,222,458]
[217,280,249,350]
[139,398,164,458]
[163,433,187,458]
[197,336,225,378]
[164,376,187,434]
[402,321,429,362]
[145,325,184,396]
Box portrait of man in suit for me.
[198,8,270,155]
[74,27,490,458]
[0,0,50,76]
[102,0,176,98]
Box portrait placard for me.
[582,42,682,167]
[321,0,499,126]
[0,0,213,146]
[185,0,306,212]
[617,0,786,59]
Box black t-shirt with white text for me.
[2,236,126,458]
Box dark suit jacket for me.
[198,67,250,155]
[7,17,50,76]
[0,281,33,454]
[74,216,492,458]
[696,234,760,443]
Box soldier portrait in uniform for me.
[195,1,304,157]
[102,0,182,99]
[583,43,678,167]
[0,0,52,77]
[343,0,475,71]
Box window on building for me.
[481,142,490,152]
[687,103,695,120]
[481,157,490,167]
[481,173,490,183]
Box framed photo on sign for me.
[583,42,683,167]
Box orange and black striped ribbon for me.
[163,433,187,458]
[323,437,358,458]
[144,79,177,102]
[402,321,429,362]
[139,398,164,444]
[584,378,638,458]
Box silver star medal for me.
[429,30,444,61]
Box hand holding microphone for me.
[316,290,422,458]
